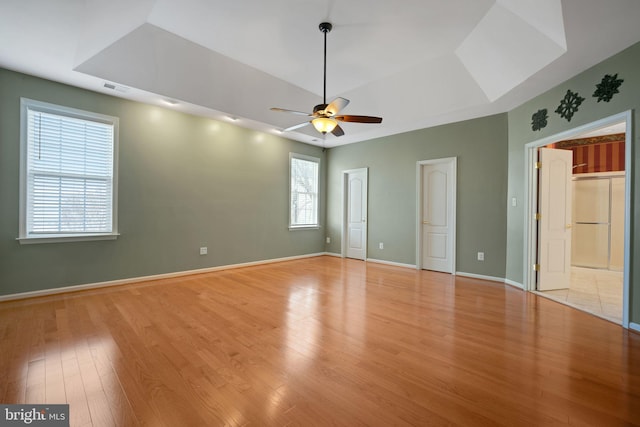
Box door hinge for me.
[534,162,542,169]
[535,213,541,220]
[533,264,540,271]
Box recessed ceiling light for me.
[163,99,179,106]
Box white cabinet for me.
[571,174,625,271]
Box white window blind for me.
[290,154,319,228]
[20,99,118,242]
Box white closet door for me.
[572,178,610,269]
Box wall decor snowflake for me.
[593,74,623,102]
[531,109,548,131]
[555,90,585,122]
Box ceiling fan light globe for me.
[312,117,337,134]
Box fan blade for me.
[331,124,345,137]
[271,107,312,116]
[335,115,382,123]
[283,121,311,132]
[325,97,350,116]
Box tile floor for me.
[538,266,623,324]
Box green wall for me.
[2,40,638,325]
[0,69,326,296]
[326,114,509,278]
[506,42,640,323]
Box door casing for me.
[523,111,631,328]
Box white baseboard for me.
[366,258,416,269]
[504,279,524,289]
[0,252,327,302]
[323,254,417,269]
[630,322,640,333]
[323,252,343,258]
[456,271,504,284]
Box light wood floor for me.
[1,256,639,426]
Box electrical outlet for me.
[511,197,517,207]
[200,247,208,255]
[477,252,484,261]
[379,242,384,250]
[326,237,330,244]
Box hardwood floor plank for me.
[61,356,92,426]
[90,343,138,427]
[1,256,639,426]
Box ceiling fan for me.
[270,22,382,137]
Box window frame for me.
[18,98,119,244]
[289,152,320,230]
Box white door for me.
[421,160,455,273]
[537,148,573,291]
[345,169,367,260]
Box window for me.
[19,98,119,243]
[289,153,320,229]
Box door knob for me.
[423,221,430,224]
[566,224,572,229]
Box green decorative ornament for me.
[593,74,623,102]
[555,90,584,122]
[531,109,548,131]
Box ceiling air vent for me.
[103,82,130,93]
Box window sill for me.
[288,225,320,231]
[17,233,120,245]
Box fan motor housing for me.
[313,103,329,115]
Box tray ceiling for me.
[2,0,640,147]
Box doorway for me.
[416,157,457,273]
[342,168,368,260]
[524,112,631,327]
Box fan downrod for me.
[319,22,332,105]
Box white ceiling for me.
[1,0,640,147]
